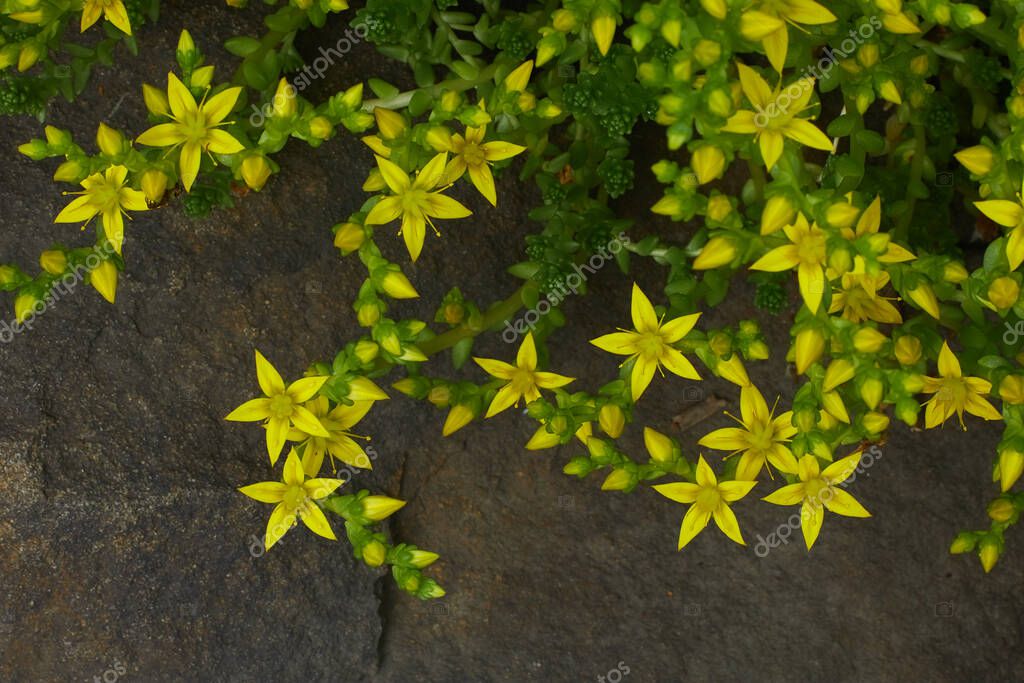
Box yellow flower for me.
[474,332,574,417]
[287,397,375,476]
[721,64,833,169]
[441,126,525,206]
[54,165,148,255]
[739,0,836,71]
[699,384,798,480]
[920,342,1001,429]
[762,452,870,550]
[590,283,702,401]
[654,455,756,550]
[829,257,902,324]
[973,189,1024,270]
[750,214,828,313]
[136,73,245,191]
[225,351,332,462]
[239,449,344,550]
[81,0,132,34]
[363,152,472,262]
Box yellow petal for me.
[630,283,659,333]
[759,130,785,169]
[677,505,711,550]
[414,152,449,190]
[54,195,99,223]
[178,141,202,192]
[167,72,197,120]
[590,331,639,355]
[265,502,296,550]
[468,163,497,206]
[255,350,285,395]
[783,118,834,152]
[654,482,701,504]
[364,195,403,226]
[287,376,329,403]
[937,342,961,378]
[750,244,801,272]
[422,192,472,219]
[239,481,288,503]
[485,383,521,417]
[225,398,271,421]
[299,502,337,540]
[205,129,245,155]
[136,123,186,148]
[801,501,824,549]
[763,483,806,506]
[375,155,412,194]
[823,488,870,517]
[712,504,745,545]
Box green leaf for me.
[451,337,473,370]
[224,37,262,57]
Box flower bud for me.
[408,550,440,568]
[354,340,379,364]
[39,250,66,275]
[699,0,727,20]
[998,448,1024,491]
[853,328,888,353]
[988,276,1020,310]
[374,108,405,139]
[334,222,365,254]
[706,195,732,222]
[987,498,1016,523]
[978,538,1000,573]
[949,532,975,554]
[552,8,578,31]
[53,160,85,184]
[643,427,675,464]
[794,328,825,374]
[141,169,169,203]
[503,60,534,93]
[142,83,171,118]
[717,354,750,386]
[90,260,118,303]
[14,293,39,323]
[954,145,994,175]
[241,155,272,191]
[862,411,889,434]
[96,123,124,156]
[272,78,297,118]
[692,145,725,184]
[442,404,474,436]
[826,202,860,230]
[894,335,922,365]
[600,468,632,491]
[357,301,382,327]
[526,424,562,450]
[860,377,885,409]
[361,495,406,521]
[309,116,333,140]
[590,12,616,56]
[943,262,968,283]
[692,237,736,270]
[907,283,940,319]
[340,82,363,110]
[599,404,625,438]
[191,65,214,89]
[362,540,386,567]
[379,270,419,299]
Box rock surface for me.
[0,3,1021,682]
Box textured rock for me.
[0,3,1021,682]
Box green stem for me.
[362,63,501,111]
[418,281,536,356]
[894,124,926,243]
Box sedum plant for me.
[8,0,1024,595]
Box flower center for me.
[804,478,828,503]
[636,332,665,360]
[462,142,486,167]
[283,485,306,510]
[269,393,295,419]
[401,188,427,211]
[510,367,536,394]
[181,110,210,143]
[696,487,721,512]
[747,423,775,452]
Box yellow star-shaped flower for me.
[654,455,756,550]
[225,351,332,463]
[287,397,376,476]
[363,152,472,262]
[239,449,344,550]
[442,125,525,206]
[721,64,833,170]
[920,342,1002,429]
[762,452,870,550]
[474,332,574,417]
[698,384,799,480]
[136,73,245,191]
[54,165,147,254]
[975,185,1024,271]
[749,214,828,313]
[590,283,702,401]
